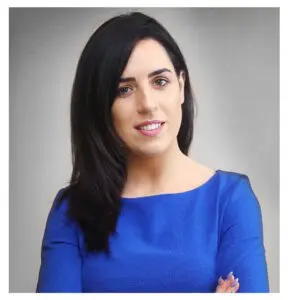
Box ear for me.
[178,71,185,104]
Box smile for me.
[136,122,165,137]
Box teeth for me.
[140,123,161,131]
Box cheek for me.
[163,92,183,135]
[111,102,133,134]
[162,87,183,117]
[164,83,182,104]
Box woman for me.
[36,12,269,293]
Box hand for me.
[215,272,240,293]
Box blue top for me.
[36,170,269,293]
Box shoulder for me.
[215,169,262,221]
[214,169,255,203]
[217,169,250,187]
[216,169,254,199]
[45,187,79,232]
[215,171,265,244]
[188,160,249,192]
[42,187,84,243]
[49,187,70,215]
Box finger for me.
[226,287,236,293]
[227,283,240,293]
[216,277,240,293]
[227,280,240,293]
[215,277,225,292]
[215,278,231,293]
[227,271,235,284]
[216,284,227,292]
[218,276,225,285]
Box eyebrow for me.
[119,68,172,83]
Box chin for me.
[132,142,170,158]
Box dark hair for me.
[58,12,196,256]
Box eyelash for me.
[153,78,169,88]
[116,77,170,97]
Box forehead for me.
[121,38,175,77]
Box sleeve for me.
[36,189,83,292]
[216,175,270,292]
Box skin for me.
[111,39,185,159]
[111,38,239,292]
[216,272,240,293]
[111,38,215,197]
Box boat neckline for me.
[121,169,221,201]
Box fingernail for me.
[218,276,224,284]
[231,277,239,287]
[227,271,233,278]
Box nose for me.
[136,87,158,115]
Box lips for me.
[135,120,165,129]
[136,122,165,137]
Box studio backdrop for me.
[9,7,279,292]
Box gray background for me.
[9,8,279,292]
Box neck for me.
[123,140,191,196]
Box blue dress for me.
[36,170,270,292]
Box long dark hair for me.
[57,12,196,256]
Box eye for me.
[116,86,133,97]
[153,78,169,88]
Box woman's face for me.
[111,38,185,158]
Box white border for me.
[2,0,284,8]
